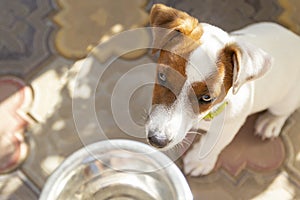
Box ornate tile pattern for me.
[53,0,149,59]
[282,109,300,186]
[216,114,285,177]
[147,0,282,31]
[0,76,32,173]
[279,0,300,34]
[0,0,55,77]
[0,172,38,199]
[29,57,74,122]
[188,110,300,198]
[181,113,298,199]
[188,169,300,200]
[22,55,154,188]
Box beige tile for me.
[29,57,74,123]
[53,0,149,59]
[279,0,300,34]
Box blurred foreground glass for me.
[40,139,193,200]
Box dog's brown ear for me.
[220,42,273,94]
[150,4,202,54]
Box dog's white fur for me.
[147,5,300,177]
[187,22,300,176]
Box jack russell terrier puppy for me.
[145,4,300,176]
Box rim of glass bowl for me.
[39,139,193,200]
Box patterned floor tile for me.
[89,28,151,63]
[279,0,300,34]
[0,76,32,174]
[216,113,285,177]
[53,0,149,59]
[0,0,55,77]
[22,54,154,188]
[181,112,299,199]
[188,170,300,200]
[147,0,282,31]
[186,112,300,199]
[0,172,38,200]
[283,109,300,186]
[29,57,74,122]
[23,59,81,188]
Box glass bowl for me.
[40,139,193,200]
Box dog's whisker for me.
[140,108,150,122]
[141,114,148,121]
[182,137,192,144]
[187,131,203,135]
[171,144,182,155]
[182,141,192,147]
[177,141,185,149]
[176,144,182,153]
[180,139,192,149]
[143,108,149,115]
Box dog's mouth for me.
[146,128,205,150]
[145,103,207,150]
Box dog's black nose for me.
[147,130,169,148]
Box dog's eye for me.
[158,72,166,82]
[198,95,214,104]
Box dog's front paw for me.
[255,111,288,139]
[183,144,218,176]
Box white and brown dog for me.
[145,4,300,176]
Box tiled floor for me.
[0,0,300,199]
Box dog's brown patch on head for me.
[185,44,238,114]
[150,4,203,106]
[158,50,187,76]
[150,4,203,48]
[189,81,211,113]
[152,53,187,106]
[189,70,225,114]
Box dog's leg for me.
[255,88,300,139]
[254,111,290,139]
[255,104,299,139]
[183,139,219,176]
[183,112,247,176]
